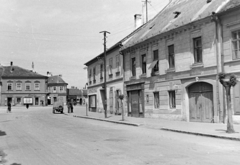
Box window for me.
[168,45,175,68]
[89,69,92,78]
[116,55,121,72]
[193,37,202,63]
[7,82,13,91]
[142,54,147,74]
[109,58,113,75]
[153,50,159,72]
[169,90,176,109]
[16,81,22,91]
[154,92,160,108]
[232,31,240,59]
[131,57,136,77]
[60,86,63,92]
[34,81,40,90]
[100,64,103,79]
[25,82,31,91]
[53,86,56,92]
[93,67,96,82]
[16,97,21,104]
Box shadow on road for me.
[0,130,6,136]
[11,163,21,165]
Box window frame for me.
[16,81,22,91]
[193,37,202,63]
[168,45,175,68]
[109,57,113,75]
[116,55,121,72]
[153,92,160,109]
[141,54,147,74]
[34,81,40,91]
[169,90,176,109]
[232,30,240,60]
[153,50,159,72]
[25,81,31,91]
[7,81,13,91]
[131,57,136,77]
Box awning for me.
[148,60,158,69]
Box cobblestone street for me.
[0,107,240,165]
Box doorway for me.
[188,82,213,122]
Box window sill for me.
[151,71,159,76]
[191,63,203,69]
[109,74,113,79]
[34,90,40,91]
[139,73,146,78]
[166,68,175,73]
[115,71,120,76]
[130,76,136,80]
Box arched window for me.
[34,81,40,91]
[16,81,22,91]
[25,81,31,91]
[7,81,13,91]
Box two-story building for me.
[85,42,124,114]
[0,62,48,106]
[120,0,240,123]
[47,75,68,105]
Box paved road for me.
[0,107,239,165]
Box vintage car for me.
[52,100,64,114]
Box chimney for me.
[134,14,142,29]
[10,61,13,72]
[47,71,51,77]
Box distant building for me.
[67,87,86,105]
[0,62,48,106]
[47,75,68,105]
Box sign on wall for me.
[24,97,33,104]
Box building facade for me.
[121,0,240,123]
[85,43,124,114]
[47,75,68,105]
[0,63,48,106]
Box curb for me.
[161,128,240,141]
[72,115,140,127]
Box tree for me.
[218,73,237,133]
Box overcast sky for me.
[0,0,169,88]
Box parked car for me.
[52,100,64,114]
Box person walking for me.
[70,101,73,113]
[67,101,71,113]
[7,101,11,113]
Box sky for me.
[0,0,169,89]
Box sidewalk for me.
[66,106,240,141]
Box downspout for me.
[212,12,224,123]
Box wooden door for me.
[189,82,213,122]
[131,91,139,117]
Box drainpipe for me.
[212,13,224,123]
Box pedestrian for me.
[67,101,71,113]
[7,101,11,113]
[70,102,73,113]
[26,104,29,109]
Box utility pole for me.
[100,31,110,118]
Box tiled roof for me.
[0,66,47,78]
[48,75,67,84]
[122,0,240,49]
